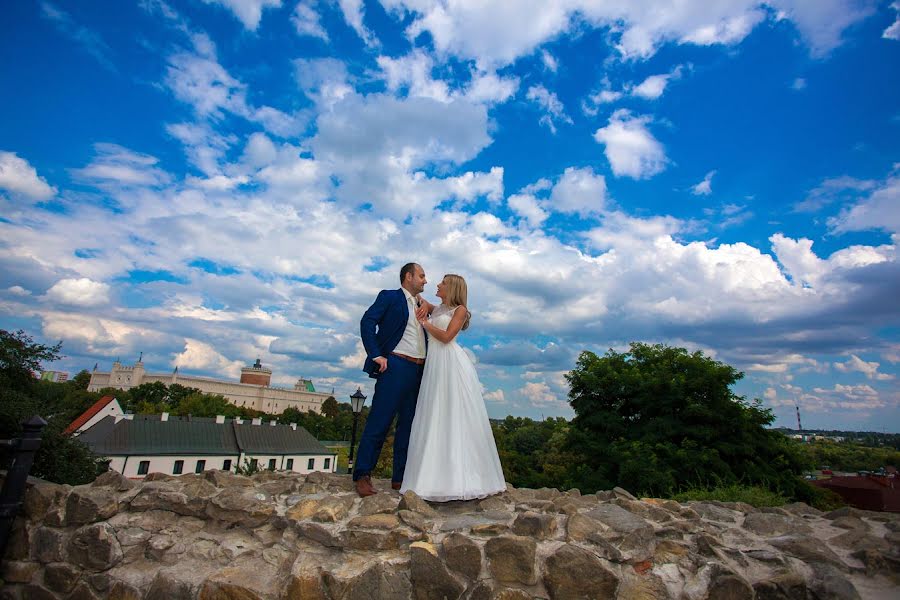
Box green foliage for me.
[565,343,808,498]
[492,416,576,490]
[795,440,900,472]
[234,457,261,476]
[69,369,92,390]
[791,481,846,512]
[671,484,788,507]
[0,330,104,485]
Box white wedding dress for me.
[400,304,507,501]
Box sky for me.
[1,1,899,432]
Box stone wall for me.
[2,471,898,599]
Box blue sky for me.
[1,0,899,431]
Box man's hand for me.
[373,356,388,373]
[415,302,429,321]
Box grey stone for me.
[146,569,196,600]
[91,470,136,491]
[612,486,637,500]
[295,522,346,548]
[358,492,399,516]
[543,543,619,600]
[768,535,848,570]
[107,580,143,600]
[566,512,603,542]
[1,560,39,583]
[587,504,652,534]
[830,515,868,530]
[203,470,254,488]
[410,541,465,600]
[43,562,81,593]
[65,487,119,525]
[511,511,556,539]
[22,479,68,522]
[20,584,57,600]
[398,509,428,532]
[828,527,889,552]
[689,502,739,523]
[312,494,356,522]
[30,526,66,563]
[477,496,508,512]
[399,490,438,517]
[442,532,482,580]
[344,561,412,600]
[752,571,809,600]
[67,581,101,600]
[67,523,123,571]
[348,513,401,529]
[4,520,29,560]
[781,502,822,517]
[808,564,861,600]
[485,535,537,586]
[205,486,276,527]
[743,512,812,536]
[115,527,151,547]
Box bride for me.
[400,274,507,501]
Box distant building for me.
[68,396,337,479]
[87,358,330,414]
[40,370,69,383]
[813,474,900,512]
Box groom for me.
[354,262,433,497]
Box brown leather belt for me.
[391,352,425,365]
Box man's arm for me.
[415,295,435,320]
[361,291,391,371]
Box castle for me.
[87,357,331,415]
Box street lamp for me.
[348,387,367,473]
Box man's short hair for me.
[400,262,419,284]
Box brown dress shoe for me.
[356,476,377,497]
[391,482,402,490]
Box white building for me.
[87,358,331,415]
[70,396,337,479]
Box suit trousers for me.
[352,354,424,482]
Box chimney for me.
[161,412,169,422]
[215,415,225,424]
[290,423,297,431]
[251,417,262,426]
[270,420,277,426]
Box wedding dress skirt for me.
[400,305,507,501]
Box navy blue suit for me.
[354,289,424,483]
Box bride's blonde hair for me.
[442,274,471,331]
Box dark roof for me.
[78,416,332,456]
[233,422,331,454]
[64,395,116,435]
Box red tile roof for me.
[64,395,117,435]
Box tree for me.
[0,329,61,392]
[69,369,92,390]
[321,396,339,419]
[565,343,807,497]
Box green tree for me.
[321,396,339,419]
[0,329,61,392]
[69,369,92,390]
[565,343,806,497]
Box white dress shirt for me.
[392,287,426,359]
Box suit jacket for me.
[361,289,418,378]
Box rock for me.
[285,498,321,521]
[851,548,889,576]
[66,487,119,525]
[398,509,428,532]
[284,562,328,600]
[20,584,57,600]
[689,502,739,523]
[399,491,438,517]
[343,561,412,600]
[108,580,144,600]
[258,478,297,497]
[781,502,822,517]
[23,479,68,523]
[146,568,196,600]
[205,487,275,527]
[477,496,508,512]
[203,470,254,488]
[358,492,399,516]
[68,581,101,600]
[313,494,356,522]
[67,523,123,571]
[347,529,421,551]
[1,560,39,583]
[91,470,136,491]
[115,526,152,546]
[831,515,868,530]
[614,498,674,523]
[752,571,808,600]
[129,486,196,517]
[410,541,465,600]
[198,556,282,600]
[828,527,889,552]
[742,512,811,536]
[587,504,651,535]
[511,511,556,539]
[442,532,482,580]
[348,513,401,530]
[808,564,861,600]
[684,564,753,600]
[485,535,537,585]
[30,526,66,563]
[4,520,29,560]
[613,486,637,500]
[543,543,619,599]
[824,507,865,520]
[767,535,848,570]
[471,523,509,536]
[44,562,81,593]
[295,522,346,548]
[566,512,603,542]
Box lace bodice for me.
[429,304,458,331]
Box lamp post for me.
[348,387,367,473]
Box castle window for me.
[250,458,258,469]
[324,458,331,470]
[195,460,206,473]
[173,460,184,475]
[286,459,294,470]
[137,461,149,475]
[223,459,232,471]
[307,458,315,470]
[268,459,276,471]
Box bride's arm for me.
[419,306,467,344]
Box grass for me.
[671,483,789,507]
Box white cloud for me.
[593,109,668,179]
[632,66,683,99]
[518,381,563,408]
[40,1,116,71]
[541,50,558,72]
[691,170,716,196]
[45,278,111,307]
[201,0,281,30]
[828,168,900,234]
[0,152,57,201]
[338,0,377,45]
[548,167,608,216]
[173,338,245,378]
[885,2,900,40]
[7,286,30,296]
[834,354,895,380]
[793,175,876,213]
[792,77,807,90]
[378,50,451,102]
[526,85,572,134]
[507,193,548,228]
[293,0,328,40]
[72,143,172,188]
[483,388,507,404]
